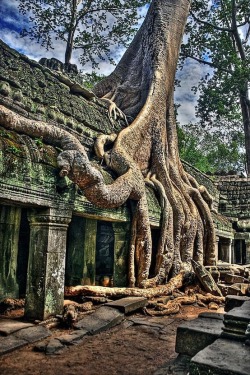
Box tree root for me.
[144,292,224,316]
[65,272,185,298]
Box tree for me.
[18,0,149,68]
[178,122,245,173]
[0,0,216,289]
[180,0,250,174]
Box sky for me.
[0,0,208,125]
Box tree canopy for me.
[18,0,149,68]
[180,0,250,174]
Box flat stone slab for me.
[0,335,27,355]
[15,326,51,343]
[190,338,250,375]
[175,317,223,357]
[0,319,33,336]
[74,306,124,334]
[105,297,148,314]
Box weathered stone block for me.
[225,295,250,312]
[225,274,246,284]
[175,317,223,357]
[190,339,250,375]
[106,297,148,313]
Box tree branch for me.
[185,54,233,74]
[190,10,233,32]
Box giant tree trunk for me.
[0,0,216,289]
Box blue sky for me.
[0,0,207,125]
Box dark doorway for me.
[17,209,30,297]
[96,221,114,283]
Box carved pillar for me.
[0,205,21,299]
[25,208,72,320]
[245,240,250,264]
[112,222,130,287]
[215,236,220,264]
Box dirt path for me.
[0,305,214,375]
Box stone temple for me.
[0,40,250,320]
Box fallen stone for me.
[190,338,250,375]
[225,295,250,312]
[14,326,51,343]
[106,297,148,313]
[57,329,88,345]
[74,306,124,334]
[45,338,65,355]
[175,317,223,357]
[0,335,27,355]
[225,274,247,284]
[0,319,33,336]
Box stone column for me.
[0,205,21,300]
[25,208,72,320]
[112,222,130,287]
[245,240,250,264]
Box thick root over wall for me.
[0,0,216,290]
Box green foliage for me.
[18,0,149,68]
[179,0,250,173]
[177,122,245,174]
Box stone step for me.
[105,297,148,313]
[74,306,124,334]
[175,317,223,357]
[225,301,250,323]
[190,338,250,375]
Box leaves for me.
[179,0,250,173]
[18,0,149,67]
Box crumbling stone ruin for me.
[0,0,249,323]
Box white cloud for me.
[175,58,213,125]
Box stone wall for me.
[216,176,250,229]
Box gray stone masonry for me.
[190,338,250,375]
[175,316,224,357]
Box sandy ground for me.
[0,305,214,375]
